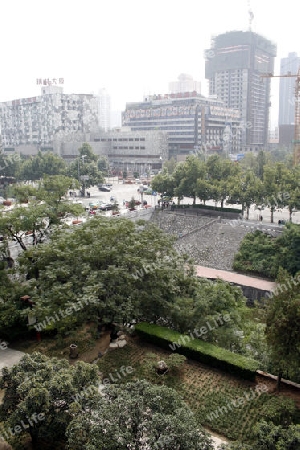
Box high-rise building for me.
[98,88,111,131]
[279,52,300,126]
[169,73,201,95]
[205,31,277,152]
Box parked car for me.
[99,203,113,211]
[98,185,111,192]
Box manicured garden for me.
[96,334,299,444]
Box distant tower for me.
[169,74,201,94]
[279,52,300,125]
[98,88,111,131]
[205,30,276,152]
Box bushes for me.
[233,230,279,279]
[233,224,300,279]
[135,323,259,381]
[176,203,242,213]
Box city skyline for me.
[1,0,299,129]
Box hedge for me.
[175,204,242,213]
[135,322,259,381]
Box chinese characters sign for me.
[36,78,64,86]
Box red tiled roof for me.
[196,265,276,291]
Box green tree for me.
[0,352,99,449]
[173,156,204,205]
[151,170,175,199]
[66,380,214,450]
[168,278,247,351]
[17,217,193,335]
[163,156,177,174]
[0,176,83,254]
[228,170,262,219]
[18,151,66,181]
[276,223,300,276]
[0,151,20,179]
[280,165,300,221]
[0,257,27,340]
[68,143,104,196]
[260,163,288,223]
[222,421,300,450]
[233,230,279,279]
[97,155,110,174]
[265,268,300,390]
[205,155,240,208]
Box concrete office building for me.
[205,31,277,152]
[53,128,168,174]
[0,86,99,151]
[122,92,241,159]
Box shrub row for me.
[135,322,259,381]
[176,204,242,213]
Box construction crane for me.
[261,68,300,165]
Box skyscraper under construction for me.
[205,31,277,152]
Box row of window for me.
[112,146,146,150]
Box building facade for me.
[0,86,99,150]
[205,31,277,152]
[122,92,241,159]
[53,128,168,174]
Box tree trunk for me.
[270,207,274,224]
[30,430,39,450]
[246,207,250,220]
[276,370,283,392]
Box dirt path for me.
[68,331,111,365]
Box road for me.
[73,178,300,225]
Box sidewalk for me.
[0,348,24,372]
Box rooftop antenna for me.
[248,0,254,31]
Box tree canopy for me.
[0,353,214,450]
[265,268,300,389]
[18,151,67,181]
[66,379,214,450]
[67,143,104,196]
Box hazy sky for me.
[1,0,299,127]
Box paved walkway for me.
[0,348,25,372]
[211,435,227,448]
